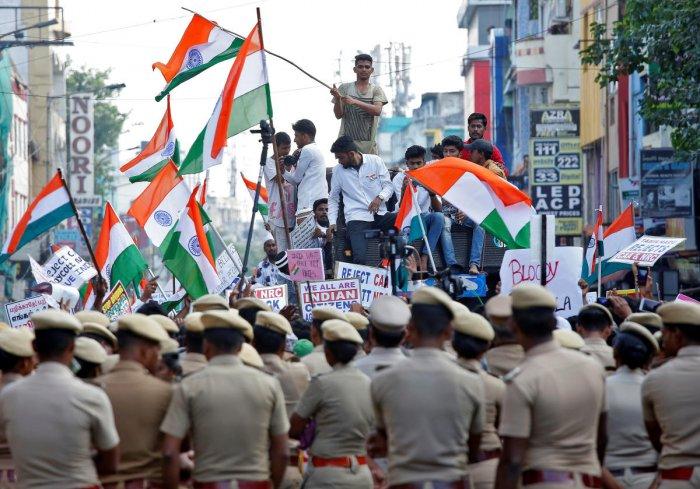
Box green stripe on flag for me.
[257,203,269,217]
[162,230,211,299]
[17,203,75,251]
[481,209,530,249]
[178,128,205,176]
[227,84,272,136]
[129,158,170,183]
[110,245,148,290]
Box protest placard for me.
[290,215,317,249]
[214,244,243,294]
[4,296,51,328]
[499,246,583,317]
[676,293,699,304]
[297,278,361,321]
[42,246,97,288]
[334,261,391,308]
[609,236,686,267]
[253,284,288,312]
[287,248,324,282]
[101,281,132,321]
[453,274,488,298]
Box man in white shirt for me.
[283,119,329,211]
[264,132,296,250]
[327,136,395,266]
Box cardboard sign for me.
[499,246,583,317]
[297,279,361,321]
[290,215,317,249]
[4,296,51,328]
[101,281,132,321]
[609,236,686,267]
[42,246,97,288]
[334,261,391,308]
[253,284,289,312]
[214,244,243,294]
[676,293,699,304]
[287,248,324,282]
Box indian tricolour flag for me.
[119,96,179,182]
[394,179,422,242]
[582,203,636,284]
[582,206,604,279]
[153,14,244,101]
[83,202,148,309]
[161,186,219,299]
[0,172,75,264]
[241,173,269,217]
[127,161,190,248]
[408,157,534,249]
[179,22,272,175]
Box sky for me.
[59,0,467,201]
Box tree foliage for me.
[580,0,700,154]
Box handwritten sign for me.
[290,215,317,249]
[4,296,51,329]
[297,278,361,321]
[334,261,391,308]
[101,281,131,321]
[287,248,324,282]
[214,244,243,294]
[609,236,686,267]
[253,284,288,312]
[42,246,96,288]
[499,246,583,317]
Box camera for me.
[283,154,298,167]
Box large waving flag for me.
[179,22,272,175]
[119,97,179,182]
[408,157,534,249]
[582,204,636,284]
[0,172,75,264]
[582,206,604,279]
[394,179,422,242]
[241,173,269,217]
[153,14,244,101]
[83,203,148,309]
[161,186,219,299]
[127,161,190,248]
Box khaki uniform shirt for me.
[605,366,657,469]
[301,345,332,376]
[371,348,485,485]
[96,360,173,482]
[0,373,23,470]
[261,353,310,416]
[180,352,207,377]
[355,347,406,379]
[642,345,700,469]
[484,344,524,377]
[458,358,505,452]
[160,355,289,482]
[581,338,615,371]
[295,364,373,458]
[499,340,606,474]
[0,362,119,488]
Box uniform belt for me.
[192,480,271,489]
[607,466,657,477]
[474,448,502,462]
[660,467,696,480]
[389,478,471,489]
[310,455,367,468]
[522,470,602,488]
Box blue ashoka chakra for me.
[154,210,172,227]
[188,236,202,257]
[160,140,176,158]
[185,48,204,69]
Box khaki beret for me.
[0,322,10,331]
[81,322,118,349]
[579,303,614,326]
[160,337,180,355]
[101,353,120,374]
[0,328,35,357]
[510,284,556,309]
[369,296,410,333]
[653,330,662,343]
[311,306,346,322]
[626,312,663,330]
[192,294,229,312]
[117,314,170,343]
[239,343,264,369]
[412,286,460,317]
[201,310,253,341]
[32,310,82,333]
[321,319,364,345]
[452,312,495,341]
[75,310,111,328]
[345,312,369,331]
[553,329,585,350]
[233,297,271,312]
[620,321,660,353]
[657,301,700,327]
[255,311,292,335]
[451,301,470,315]
[74,337,108,364]
[149,315,179,334]
[485,295,512,318]
[184,312,204,333]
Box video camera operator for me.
[282,119,328,211]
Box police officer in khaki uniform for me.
[453,311,505,489]
[642,301,700,488]
[626,312,663,333]
[483,295,524,377]
[180,312,208,377]
[0,310,120,488]
[150,315,180,339]
[160,309,289,489]
[290,319,374,488]
[302,307,347,375]
[233,297,272,330]
[191,294,230,313]
[495,284,607,489]
[97,313,173,489]
[553,329,586,350]
[370,287,485,488]
[74,337,108,380]
[75,309,113,329]
[80,321,118,354]
[577,303,616,371]
[346,311,370,357]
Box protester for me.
[462,112,507,174]
[577,303,616,371]
[283,119,329,211]
[430,143,443,160]
[254,239,282,286]
[331,53,388,155]
[464,139,506,178]
[311,198,333,268]
[327,136,395,266]
[265,131,296,250]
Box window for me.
[607,170,620,219]
[529,0,539,20]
